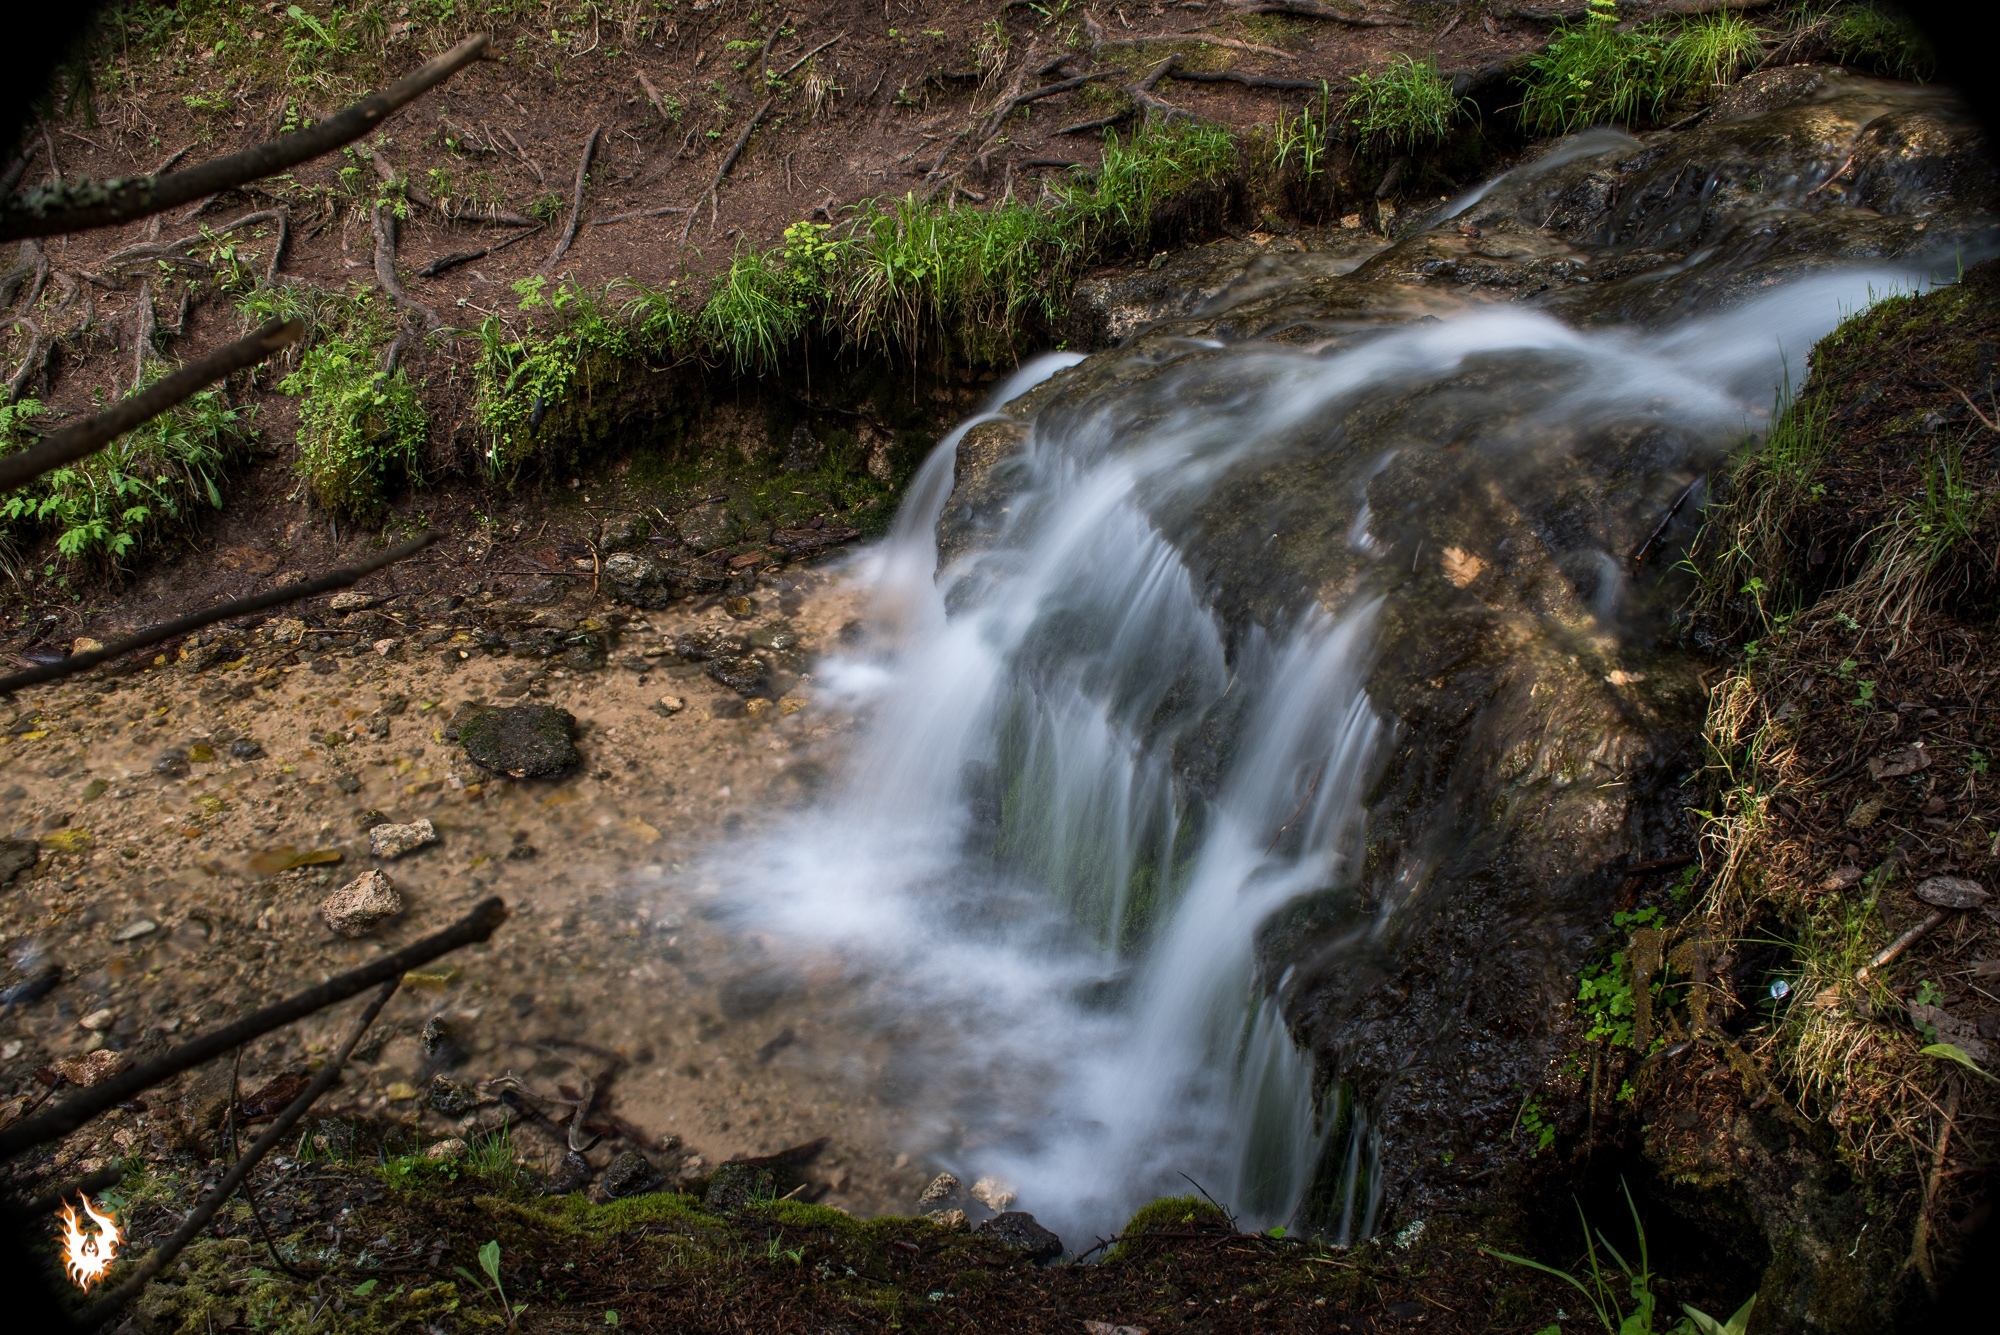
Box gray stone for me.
[1914,876,1991,909]
[976,1211,1063,1263]
[601,1150,657,1199]
[916,1172,963,1207]
[153,748,190,779]
[674,502,741,553]
[782,423,823,473]
[602,552,730,610]
[428,1074,476,1117]
[228,738,263,760]
[328,592,384,612]
[600,515,653,553]
[321,869,403,937]
[456,706,580,779]
[0,838,39,885]
[706,654,770,696]
[368,819,437,859]
[112,919,158,942]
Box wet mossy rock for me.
[1106,1194,1232,1261]
[456,704,580,779]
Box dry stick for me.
[1856,909,1949,984]
[683,97,775,242]
[1093,32,1293,58]
[0,896,503,1157]
[0,35,490,242]
[967,66,1125,170]
[780,30,847,79]
[1224,0,1414,25]
[414,221,548,278]
[0,530,437,695]
[0,317,300,495]
[72,981,401,1330]
[1124,54,1189,122]
[541,125,602,274]
[94,208,287,270]
[1169,68,1326,92]
[1055,111,1134,136]
[636,69,676,124]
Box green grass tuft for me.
[1344,54,1465,155]
[1829,2,1935,81]
[1522,0,1763,135]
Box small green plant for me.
[1060,118,1238,252]
[1522,1,1760,135]
[2,381,249,567]
[1344,54,1464,154]
[1272,87,1333,181]
[1487,1182,1757,1334]
[283,338,426,522]
[1829,3,1935,81]
[455,1239,527,1327]
[1511,1095,1557,1154]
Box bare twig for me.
[636,70,676,125]
[72,980,401,1328]
[1055,111,1135,136]
[0,531,439,696]
[541,125,602,274]
[683,96,775,242]
[413,221,547,278]
[0,896,504,1157]
[1169,68,1325,91]
[779,30,847,79]
[1856,910,1949,984]
[0,35,492,241]
[0,318,301,495]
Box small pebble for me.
[321,869,403,937]
[370,818,438,860]
[111,919,158,942]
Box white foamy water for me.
[684,264,1924,1248]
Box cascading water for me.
[702,272,1923,1249]
[680,78,1999,1249]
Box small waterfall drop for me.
[702,265,1928,1247]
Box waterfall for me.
[706,262,1928,1248]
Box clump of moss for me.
[285,339,426,522]
[1106,1193,1231,1260]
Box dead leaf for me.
[1440,546,1485,587]
[1972,958,2000,982]
[1845,797,1883,829]
[237,1071,313,1121]
[247,846,344,874]
[1820,865,1864,891]
[1868,744,1931,780]
[1913,875,1991,909]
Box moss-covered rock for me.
[455,705,579,779]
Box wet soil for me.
[0,560,974,1218]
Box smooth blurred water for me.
[699,260,1926,1248]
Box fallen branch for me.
[683,96,775,242]
[413,221,547,278]
[0,35,491,241]
[1124,54,1191,122]
[1094,31,1293,59]
[1225,0,1413,25]
[1169,68,1326,92]
[0,530,437,695]
[131,278,157,389]
[1054,111,1135,136]
[591,205,694,225]
[1856,910,1948,984]
[0,317,301,495]
[779,30,847,79]
[72,980,400,1329]
[636,69,676,125]
[541,125,602,273]
[0,895,503,1156]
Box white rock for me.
[657,695,685,714]
[970,1175,1015,1212]
[322,869,403,937]
[426,1137,469,1162]
[79,1009,115,1031]
[72,637,105,655]
[374,638,402,657]
[112,918,158,942]
[369,818,437,860]
[329,591,383,612]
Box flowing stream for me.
[670,77,1997,1249]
